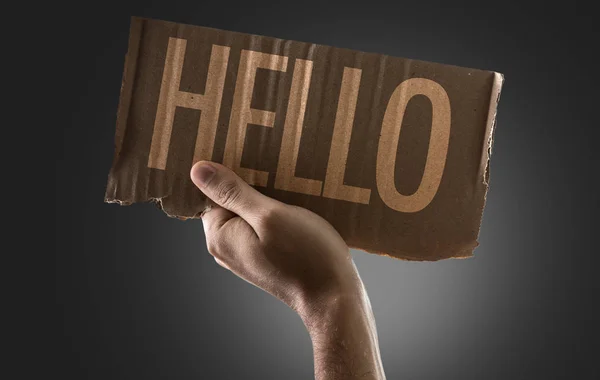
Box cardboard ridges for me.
[105,17,504,261]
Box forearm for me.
[300,284,386,380]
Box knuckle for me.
[205,235,224,258]
[257,205,283,230]
[215,180,241,208]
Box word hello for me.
[148,38,451,212]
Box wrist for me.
[298,281,370,339]
[294,257,364,325]
[298,280,386,380]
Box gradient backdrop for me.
[55,1,599,378]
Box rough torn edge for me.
[105,194,200,221]
[480,72,505,186]
[351,242,478,262]
[466,72,504,260]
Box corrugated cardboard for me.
[105,17,504,261]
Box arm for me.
[302,284,385,379]
[190,161,386,380]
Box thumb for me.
[190,161,273,221]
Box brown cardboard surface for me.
[105,17,504,261]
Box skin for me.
[190,161,386,380]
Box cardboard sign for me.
[105,17,504,261]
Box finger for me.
[214,256,230,270]
[201,203,259,271]
[200,203,238,262]
[201,202,237,237]
[190,161,275,223]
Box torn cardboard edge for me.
[481,73,505,187]
[457,72,505,262]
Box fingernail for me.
[191,163,216,187]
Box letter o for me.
[376,78,451,213]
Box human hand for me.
[191,161,385,380]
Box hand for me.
[191,161,386,380]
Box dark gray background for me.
[55,1,599,379]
